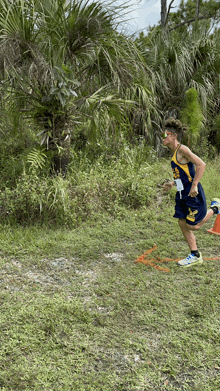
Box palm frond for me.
[27,148,47,171]
[0,0,37,40]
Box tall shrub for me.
[212,113,220,152]
[180,87,203,146]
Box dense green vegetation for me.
[0,0,219,225]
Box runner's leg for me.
[178,218,197,251]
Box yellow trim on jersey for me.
[171,145,193,182]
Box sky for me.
[111,0,181,35]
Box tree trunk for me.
[161,0,167,28]
[52,155,69,177]
[195,0,200,18]
[50,128,71,177]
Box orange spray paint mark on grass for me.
[134,245,220,272]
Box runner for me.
[162,118,220,267]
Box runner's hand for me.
[163,182,174,192]
[189,184,198,198]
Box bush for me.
[0,143,167,227]
[3,151,219,228]
[180,87,204,147]
[0,173,77,226]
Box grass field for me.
[0,158,220,390]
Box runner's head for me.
[164,118,184,142]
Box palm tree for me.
[136,26,220,142]
[0,0,155,173]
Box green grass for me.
[0,158,220,390]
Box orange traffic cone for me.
[207,214,220,236]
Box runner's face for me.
[161,131,174,146]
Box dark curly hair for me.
[164,118,186,141]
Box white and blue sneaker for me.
[211,198,220,214]
[177,253,203,267]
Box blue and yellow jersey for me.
[171,144,207,223]
[171,144,195,196]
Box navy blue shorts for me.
[173,183,207,226]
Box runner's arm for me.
[180,146,206,197]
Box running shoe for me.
[211,198,220,214]
[177,253,203,267]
